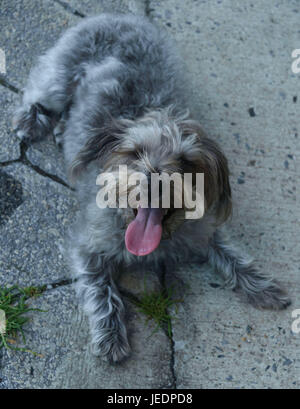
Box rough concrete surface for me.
[1,286,172,389]
[0,88,20,162]
[0,0,299,389]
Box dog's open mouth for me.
[125,207,172,256]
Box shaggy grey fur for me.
[13,14,290,363]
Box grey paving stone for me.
[149,0,300,388]
[25,139,68,185]
[0,169,23,227]
[66,0,146,16]
[0,87,20,162]
[170,264,300,389]
[0,0,79,88]
[0,162,77,288]
[0,285,173,389]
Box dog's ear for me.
[198,136,232,223]
[180,120,232,223]
[69,120,125,180]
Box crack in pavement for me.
[0,140,74,191]
[19,141,74,190]
[0,84,73,190]
[54,0,151,19]
[53,0,86,18]
[0,76,20,94]
[144,0,154,18]
[43,277,73,291]
[168,326,177,389]
[120,281,177,388]
[158,269,178,389]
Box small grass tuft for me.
[132,286,183,338]
[0,285,46,355]
[22,285,46,299]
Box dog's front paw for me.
[91,330,131,363]
[12,104,53,142]
[244,280,291,310]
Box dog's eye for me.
[180,156,194,171]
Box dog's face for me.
[71,109,231,256]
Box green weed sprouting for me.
[132,284,183,338]
[0,285,46,356]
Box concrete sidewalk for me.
[0,0,299,388]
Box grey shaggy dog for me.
[13,14,290,363]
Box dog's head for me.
[70,108,231,256]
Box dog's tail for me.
[207,229,291,310]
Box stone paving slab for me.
[66,0,146,16]
[0,0,79,89]
[0,162,77,288]
[0,285,172,389]
[0,88,20,162]
[25,139,67,184]
[170,264,300,389]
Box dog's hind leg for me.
[71,248,131,363]
[207,229,291,310]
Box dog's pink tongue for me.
[125,207,164,256]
